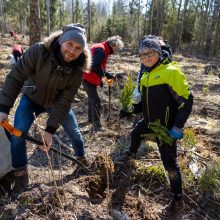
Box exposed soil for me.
[0,34,219,220]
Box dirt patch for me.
[122,195,159,220]
[85,154,114,198]
[85,175,106,198]
[17,185,66,216]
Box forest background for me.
[0,1,220,219]
[0,0,220,59]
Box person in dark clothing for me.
[0,23,91,194]
[9,30,15,37]
[12,44,24,62]
[83,36,124,132]
[9,30,18,40]
[119,36,193,219]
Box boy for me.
[119,36,193,218]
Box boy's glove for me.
[168,126,183,140]
[119,109,133,118]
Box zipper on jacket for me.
[165,106,170,126]
[146,73,150,127]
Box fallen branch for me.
[206,198,220,206]
[178,148,209,161]
[140,158,161,162]
[178,149,208,165]
[184,193,215,220]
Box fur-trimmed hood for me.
[43,31,91,72]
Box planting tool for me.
[105,78,114,121]
[1,120,92,172]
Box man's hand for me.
[0,112,8,123]
[168,126,183,140]
[39,131,53,152]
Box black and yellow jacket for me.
[139,61,193,129]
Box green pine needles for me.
[119,74,136,112]
[149,119,173,146]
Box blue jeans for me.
[11,95,85,168]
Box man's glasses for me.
[140,51,156,59]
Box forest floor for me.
[0,34,219,220]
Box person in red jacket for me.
[83,36,124,132]
[9,30,19,40]
[12,44,24,62]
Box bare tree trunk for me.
[0,0,7,33]
[212,15,220,56]
[23,17,26,35]
[59,0,64,28]
[46,0,51,36]
[129,0,134,22]
[143,0,149,35]
[155,0,160,35]
[157,0,165,35]
[149,0,155,34]
[174,0,182,51]
[194,0,210,55]
[87,0,91,42]
[204,0,220,57]
[19,0,22,33]
[29,0,41,45]
[137,0,140,40]
[176,0,189,52]
[72,0,74,23]
[166,0,177,49]
[75,0,79,23]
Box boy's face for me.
[140,49,160,68]
[60,40,83,62]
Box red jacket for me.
[12,45,23,54]
[83,41,110,86]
